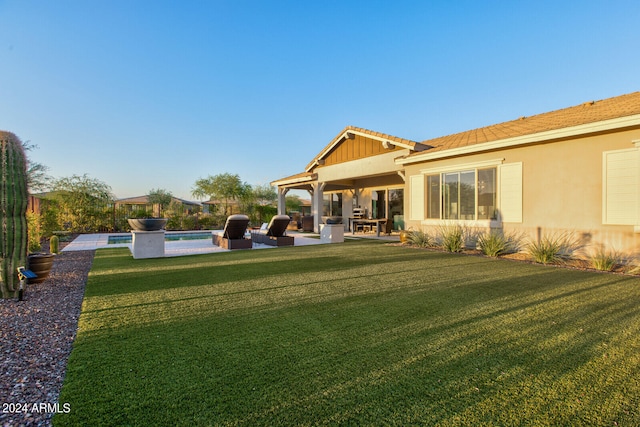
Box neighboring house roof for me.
[398,91,640,164]
[115,195,151,204]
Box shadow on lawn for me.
[85,245,468,297]
[59,259,640,426]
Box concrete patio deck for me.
[61,230,399,257]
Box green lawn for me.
[55,241,640,426]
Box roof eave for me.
[271,173,318,187]
[396,113,640,165]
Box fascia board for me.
[271,174,317,187]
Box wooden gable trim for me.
[322,133,399,166]
[305,127,426,172]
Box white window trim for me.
[419,158,505,175]
[420,218,502,228]
[421,160,501,223]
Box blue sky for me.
[1,0,638,200]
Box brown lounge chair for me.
[251,215,294,246]
[212,214,252,250]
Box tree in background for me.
[50,174,114,232]
[285,194,303,214]
[22,141,52,193]
[192,173,250,216]
[147,188,173,217]
[251,184,278,224]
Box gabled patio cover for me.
[272,126,428,231]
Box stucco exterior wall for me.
[403,128,640,256]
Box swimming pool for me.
[107,232,213,244]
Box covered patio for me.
[272,126,429,234]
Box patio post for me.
[277,187,289,215]
[311,182,325,233]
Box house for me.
[272,91,640,256]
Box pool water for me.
[108,232,212,244]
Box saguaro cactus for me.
[0,131,29,299]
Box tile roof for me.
[272,91,640,186]
[420,91,640,153]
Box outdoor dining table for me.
[350,218,387,237]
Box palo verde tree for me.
[192,173,250,216]
[0,131,29,299]
[51,174,114,233]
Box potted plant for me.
[26,211,55,284]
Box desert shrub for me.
[131,208,153,218]
[51,174,114,233]
[437,223,466,253]
[27,211,42,253]
[590,249,622,272]
[180,215,197,230]
[196,214,217,230]
[166,216,180,230]
[407,230,434,248]
[39,199,62,237]
[527,232,579,264]
[477,230,523,257]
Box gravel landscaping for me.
[0,240,94,427]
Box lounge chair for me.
[212,214,252,249]
[251,215,294,246]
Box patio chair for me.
[212,214,252,249]
[251,215,294,246]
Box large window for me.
[387,188,404,230]
[427,175,440,219]
[477,168,497,220]
[426,167,496,220]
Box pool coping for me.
[61,230,326,257]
